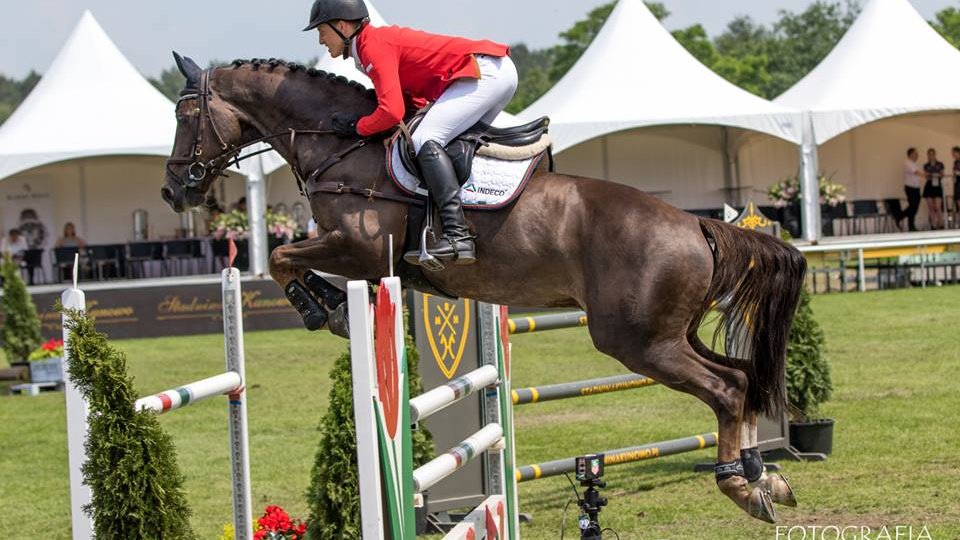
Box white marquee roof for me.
[776,0,960,144]
[519,0,802,152]
[0,11,176,181]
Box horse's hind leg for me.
[590,327,777,523]
[741,410,797,507]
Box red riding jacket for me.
[353,24,509,137]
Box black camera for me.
[575,453,605,484]
[574,454,607,540]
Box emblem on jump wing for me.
[422,295,471,379]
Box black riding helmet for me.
[302,0,369,31]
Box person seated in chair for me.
[305,0,518,265]
[1,228,28,264]
[55,222,87,249]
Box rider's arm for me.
[356,39,405,137]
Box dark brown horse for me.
[162,55,806,523]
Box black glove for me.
[331,112,361,138]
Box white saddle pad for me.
[387,139,543,209]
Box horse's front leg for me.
[269,233,362,336]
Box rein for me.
[166,68,421,206]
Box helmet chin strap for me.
[327,18,368,60]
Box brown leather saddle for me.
[396,111,551,185]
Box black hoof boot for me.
[303,271,347,308]
[284,280,327,331]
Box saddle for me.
[397,111,551,184]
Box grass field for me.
[2,286,959,539]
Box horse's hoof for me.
[327,303,350,339]
[748,486,778,523]
[303,310,328,331]
[717,475,777,523]
[761,473,797,507]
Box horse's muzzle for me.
[161,184,184,212]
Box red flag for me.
[228,238,238,268]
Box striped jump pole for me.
[134,372,241,413]
[413,423,504,493]
[410,364,500,423]
[507,311,587,334]
[512,374,657,405]
[516,432,718,483]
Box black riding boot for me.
[415,140,476,265]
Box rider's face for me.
[318,23,345,58]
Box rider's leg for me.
[408,55,518,265]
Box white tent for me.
[755,0,960,238]
[0,11,184,255]
[0,11,175,181]
[517,0,801,211]
[776,0,960,145]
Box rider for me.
[304,0,518,265]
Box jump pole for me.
[516,432,719,483]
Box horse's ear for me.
[172,51,202,88]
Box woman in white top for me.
[903,147,923,232]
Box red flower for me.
[254,505,306,539]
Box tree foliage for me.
[63,307,195,539]
[0,254,43,362]
[931,6,960,49]
[785,287,833,421]
[0,71,40,125]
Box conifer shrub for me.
[0,253,42,362]
[63,307,195,539]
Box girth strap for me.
[307,181,425,206]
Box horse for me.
[161,54,806,523]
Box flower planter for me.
[29,356,65,384]
[789,418,834,455]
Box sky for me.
[0,0,954,79]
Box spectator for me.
[1,228,29,263]
[307,218,319,239]
[55,222,87,249]
[953,146,960,215]
[206,205,225,234]
[902,147,923,232]
[922,148,945,230]
[233,196,247,213]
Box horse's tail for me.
[690,218,807,418]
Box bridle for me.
[165,68,363,194]
[166,67,423,206]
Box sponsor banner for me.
[3,279,301,340]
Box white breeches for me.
[411,54,519,153]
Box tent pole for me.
[79,162,89,238]
[721,127,736,206]
[246,154,269,276]
[800,112,822,242]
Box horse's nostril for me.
[161,185,175,203]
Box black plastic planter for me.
[789,419,835,455]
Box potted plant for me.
[785,286,835,454]
[768,174,846,238]
[26,338,65,385]
[265,209,301,254]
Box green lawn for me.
[2,286,959,539]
